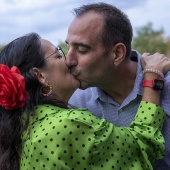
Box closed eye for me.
[66,42,91,55]
[77,50,88,54]
[57,54,64,59]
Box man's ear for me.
[32,67,47,86]
[112,43,126,66]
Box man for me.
[65,2,170,169]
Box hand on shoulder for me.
[141,52,170,74]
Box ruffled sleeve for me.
[91,101,165,170]
[20,102,165,170]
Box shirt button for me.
[119,109,123,113]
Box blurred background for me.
[0,0,170,57]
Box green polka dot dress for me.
[20,101,165,170]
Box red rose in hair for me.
[0,64,28,110]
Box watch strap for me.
[142,79,164,90]
[142,80,154,87]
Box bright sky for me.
[0,0,170,45]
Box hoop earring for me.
[40,84,52,97]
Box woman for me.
[0,33,169,170]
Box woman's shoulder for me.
[33,104,109,130]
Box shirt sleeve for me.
[20,101,165,170]
[91,101,166,170]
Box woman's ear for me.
[112,43,126,66]
[32,67,47,86]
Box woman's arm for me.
[141,52,170,105]
[91,53,170,169]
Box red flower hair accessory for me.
[0,64,28,110]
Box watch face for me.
[153,79,164,90]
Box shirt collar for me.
[131,50,143,96]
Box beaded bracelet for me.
[143,68,164,79]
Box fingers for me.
[142,52,150,57]
[141,53,151,69]
[141,52,170,74]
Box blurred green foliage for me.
[0,45,4,52]
[132,22,169,56]
[59,42,68,55]
[1,23,170,58]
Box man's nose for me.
[65,49,78,67]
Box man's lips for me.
[68,68,81,81]
[71,73,79,80]
[70,72,81,87]
[69,69,78,78]
[69,69,80,80]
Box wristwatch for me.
[142,79,164,90]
